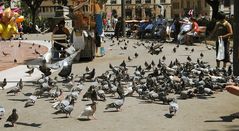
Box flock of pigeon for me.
[0,37,238,127]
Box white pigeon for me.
[79,102,97,120]
[0,106,5,119]
[169,99,179,116]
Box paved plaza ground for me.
[0,33,239,131]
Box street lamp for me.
[121,0,125,36]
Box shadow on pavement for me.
[204,112,239,122]
[16,122,42,128]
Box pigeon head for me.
[12,108,17,113]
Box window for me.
[136,0,141,4]
[160,0,166,3]
[126,9,132,19]
[197,0,201,10]
[126,0,132,4]
[224,0,230,7]
[145,0,151,4]
[173,2,180,9]
[135,8,142,19]
[111,0,116,4]
[187,1,190,8]
[145,8,152,17]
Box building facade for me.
[104,0,172,20]
[171,0,211,18]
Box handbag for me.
[216,37,225,60]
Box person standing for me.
[111,17,122,40]
[210,12,233,68]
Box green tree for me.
[52,0,68,6]
[21,0,44,32]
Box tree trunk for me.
[233,0,239,75]
[205,0,220,20]
[31,9,36,33]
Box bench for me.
[51,34,69,48]
[51,34,70,59]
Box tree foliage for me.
[52,0,68,6]
[21,0,44,32]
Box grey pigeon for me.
[6,108,18,127]
[53,99,75,117]
[7,79,23,95]
[25,68,35,76]
[25,95,37,108]
[0,78,7,90]
[105,96,125,111]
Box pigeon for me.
[190,48,194,53]
[0,78,7,90]
[173,47,176,53]
[0,106,5,120]
[228,65,232,76]
[39,61,52,76]
[6,79,23,95]
[187,56,192,62]
[83,68,95,80]
[119,60,126,67]
[13,59,17,63]
[6,108,18,127]
[25,68,34,76]
[128,56,132,61]
[105,96,125,111]
[162,55,166,61]
[25,95,37,108]
[2,51,10,56]
[85,66,90,73]
[53,99,75,117]
[79,102,97,120]
[18,42,21,47]
[200,52,204,59]
[58,63,72,80]
[169,99,178,116]
[34,49,41,56]
[134,52,138,58]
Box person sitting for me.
[186,17,199,44]
[142,20,154,38]
[52,20,70,58]
[177,17,193,45]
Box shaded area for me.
[164,113,173,118]
[8,98,28,102]
[15,122,42,128]
[52,116,69,119]
[205,112,239,122]
[77,118,91,121]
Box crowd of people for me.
[109,13,234,46]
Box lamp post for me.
[121,0,125,36]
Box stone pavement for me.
[0,40,52,89]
